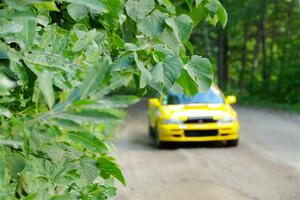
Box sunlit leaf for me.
[98,157,125,186]
[205,0,227,28]
[177,69,198,96]
[80,157,99,183]
[134,52,151,88]
[33,1,59,11]
[78,58,110,99]
[0,21,23,35]
[67,3,89,21]
[186,55,213,91]
[55,109,121,123]
[137,10,168,38]
[62,0,108,13]
[69,132,108,153]
[165,14,193,42]
[38,73,55,109]
[125,0,155,21]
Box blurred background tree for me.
[191,0,300,106]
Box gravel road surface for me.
[113,101,300,200]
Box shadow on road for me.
[127,130,233,150]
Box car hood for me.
[162,104,234,120]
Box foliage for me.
[191,0,300,104]
[0,0,226,199]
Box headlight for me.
[163,118,183,124]
[218,116,235,123]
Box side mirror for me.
[225,96,237,105]
[148,98,160,107]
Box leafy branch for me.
[0,0,227,199]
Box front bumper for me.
[157,121,239,142]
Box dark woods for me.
[191,0,300,104]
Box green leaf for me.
[101,0,124,30]
[4,152,25,178]
[55,109,121,124]
[19,18,36,50]
[162,56,183,88]
[177,69,198,96]
[4,0,28,10]
[111,53,134,71]
[189,4,209,27]
[205,0,227,28]
[41,144,65,164]
[160,29,180,52]
[125,0,155,22]
[71,29,96,52]
[0,21,23,35]
[151,62,164,83]
[152,46,183,89]
[0,159,6,185]
[137,10,168,38]
[68,131,108,153]
[196,0,204,6]
[80,157,99,183]
[39,31,56,49]
[165,14,193,42]
[33,1,59,11]
[0,107,12,118]
[38,73,55,109]
[37,14,50,27]
[216,3,227,28]
[85,44,101,62]
[0,73,17,95]
[184,40,194,54]
[50,194,73,200]
[50,119,82,131]
[62,0,108,13]
[186,55,213,91]
[78,59,110,99]
[67,3,89,21]
[106,95,139,106]
[98,157,125,186]
[98,95,140,108]
[134,52,151,88]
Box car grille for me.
[184,117,217,124]
[184,130,218,137]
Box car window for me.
[163,87,224,105]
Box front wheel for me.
[148,125,155,138]
[153,129,171,148]
[226,139,239,147]
[153,130,163,148]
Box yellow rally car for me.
[148,86,239,148]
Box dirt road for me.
[113,102,300,200]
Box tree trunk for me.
[268,1,278,94]
[217,28,228,90]
[249,22,261,93]
[239,24,249,92]
[276,0,294,94]
[204,26,212,58]
[249,0,267,94]
[261,1,269,93]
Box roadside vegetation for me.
[0,0,227,199]
[191,0,300,107]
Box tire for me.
[227,139,239,147]
[148,125,155,138]
[153,130,162,148]
[151,124,174,149]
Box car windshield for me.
[163,87,224,105]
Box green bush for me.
[0,0,226,199]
